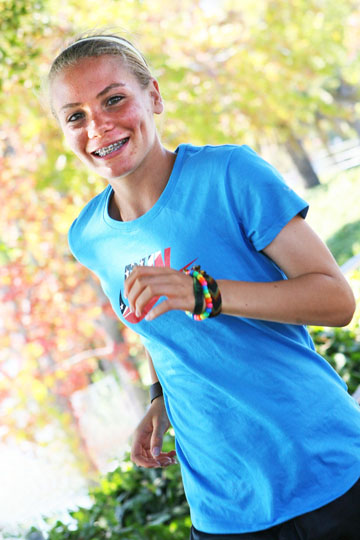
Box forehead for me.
[51,55,139,110]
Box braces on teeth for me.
[95,139,127,157]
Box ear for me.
[149,79,163,114]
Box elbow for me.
[316,274,356,327]
[330,287,356,327]
[334,310,355,328]
[339,298,356,327]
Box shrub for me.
[310,271,360,396]
[310,325,360,395]
[26,436,190,539]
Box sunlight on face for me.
[51,55,163,181]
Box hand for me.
[124,266,194,321]
[131,396,177,468]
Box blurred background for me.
[0,0,359,538]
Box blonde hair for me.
[48,33,152,88]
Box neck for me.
[108,144,176,222]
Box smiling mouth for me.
[92,138,129,158]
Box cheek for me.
[64,130,85,153]
[123,101,152,128]
[123,105,143,128]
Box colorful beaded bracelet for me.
[184,267,213,320]
[199,269,222,318]
[193,276,205,315]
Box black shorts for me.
[190,477,360,540]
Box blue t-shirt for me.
[69,144,360,534]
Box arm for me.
[124,216,355,327]
[130,349,176,468]
[218,215,356,327]
[146,347,160,384]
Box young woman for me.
[49,33,360,539]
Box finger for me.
[145,291,195,320]
[154,450,177,459]
[154,453,178,467]
[131,282,163,318]
[131,438,152,463]
[137,277,193,318]
[133,455,161,468]
[124,266,169,299]
[152,449,177,465]
[132,452,176,468]
[131,443,159,467]
[145,298,174,321]
[125,267,192,307]
[150,422,165,460]
[126,272,168,315]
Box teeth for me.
[94,138,128,157]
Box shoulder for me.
[178,142,245,163]
[176,143,289,200]
[177,143,274,178]
[68,186,110,259]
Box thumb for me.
[150,423,164,458]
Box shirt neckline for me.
[102,144,186,231]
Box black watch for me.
[150,382,163,403]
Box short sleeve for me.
[226,145,309,251]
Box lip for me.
[89,137,129,159]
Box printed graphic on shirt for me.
[119,247,196,324]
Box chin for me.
[100,167,131,181]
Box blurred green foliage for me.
[311,324,360,395]
[0,0,47,89]
[25,436,191,540]
[305,168,360,263]
[327,221,360,266]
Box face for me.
[51,55,163,181]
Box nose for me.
[87,111,114,139]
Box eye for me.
[67,111,84,123]
[106,95,124,106]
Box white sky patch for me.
[200,0,225,16]
[0,442,89,534]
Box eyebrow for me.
[60,83,126,111]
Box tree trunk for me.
[284,133,321,188]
